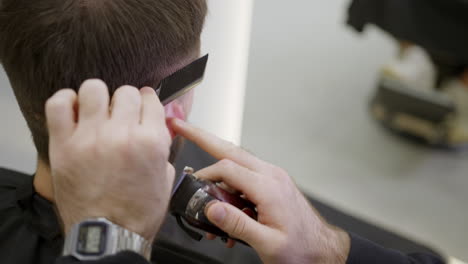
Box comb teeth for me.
[158,54,209,105]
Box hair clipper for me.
[170,167,257,246]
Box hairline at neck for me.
[34,158,54,202]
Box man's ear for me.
[164,101,186,121]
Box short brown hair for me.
[0,0,207,164]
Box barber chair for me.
[370,76,461,147]
[369,65,468,148]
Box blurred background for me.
[1,0,467,262]
[242,0,468,261]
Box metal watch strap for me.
[63,218,152,261]
[115,227,152,260]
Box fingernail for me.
[140,87,155,94]
[207,202,226,224]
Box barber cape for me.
[0,141,443,264]
[0,141,261,264]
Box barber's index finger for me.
[169,119,268,172]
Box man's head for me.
[0,0,207,164]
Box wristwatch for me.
[63,218,152,261]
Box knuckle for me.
[134,130,170,156]
[116,85,139,98]
[272,166,289,181]
[230,214,247,238]
[112,86,141,107]
[46,95,69,111]
[80,80,106,96]
[82,79,106,89]
[218,159,235,169]
[141,86,157,95]
[45,100,61,113]
[58,88,77,98]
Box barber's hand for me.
[170,119,350,264]
[46,79,174,241]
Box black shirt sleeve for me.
[55,252,150,264]
[347,233,445,264]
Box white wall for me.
[191,0,254,144]
[0,67,35,172]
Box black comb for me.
[157,54,209,106]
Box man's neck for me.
[34,159,55,202]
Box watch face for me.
[77,222,107,255]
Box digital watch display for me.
[77,222,108,256]
[63,218,152,261]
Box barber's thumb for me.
[206,202,265,245]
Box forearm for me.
[346,233,445,264]
[56,251,150,264]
